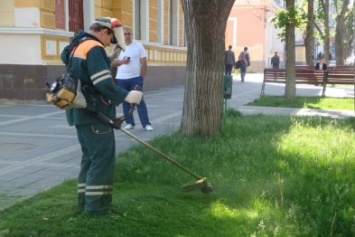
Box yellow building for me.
[0,0,187,100]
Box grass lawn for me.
[248,95,355,110]
[0,110,355,236]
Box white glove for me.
[125,90,143,105]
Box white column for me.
[64,0,69,31]
[157,0,164,44]
[83,0,95,31]
[141,0,149,41]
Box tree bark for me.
[305,0,315,66]
[314,0,330,61]
[284,0,296,100]
[180,0,235,136]
[323,0,330,62]
[334,0,350,65]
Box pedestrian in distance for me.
[112,26,153,131]
[317,52,323,60]
[224,45,235,75]
[238,47,251,82]
[60,17,143,216]
[271,51,280,69]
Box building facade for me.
[0,0,288,100]
[225,0,285,71]
[0,0,187,100]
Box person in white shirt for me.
[111,26,153,131]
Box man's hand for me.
[111,56,130,67]
[108,44,122,61]
[124,90,143,105]
[112,117,123,129]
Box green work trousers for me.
[75,123,115,215]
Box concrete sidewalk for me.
[0,73,354,211]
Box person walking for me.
[224,45,235,75]
[271,51,280,69]
[112,26,153,131]
[60,17,143,216]
[238,47,250,82]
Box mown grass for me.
[0,110,355,236]
[248,95,355,110]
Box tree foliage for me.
[271,4,306,40]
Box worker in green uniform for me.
[61,17,143,216]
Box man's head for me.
[244,47,248,51]
[90,17,125,49]
[228,45,232,50]
[123,26,133,45]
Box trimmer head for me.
[180,178,213,194]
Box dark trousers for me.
[117,76,151,128]
[240,65,247,82]
[76,123,115,215]
[225,64,233,75]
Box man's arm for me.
[140,57,147,77]
[111,57,130,67]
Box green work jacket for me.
[61,31,128,126]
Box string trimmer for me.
[88,105,213,194]
[46,70,212,192]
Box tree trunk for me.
[323,0,330,62]
[284,0,296,100]
[305,0,315,66]
[335,0,350,66]
[180,0,235,136]
[344,9,355,57]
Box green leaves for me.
[271,6,307,40]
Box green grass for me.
[248,95,355,110]
[0,110,355,236]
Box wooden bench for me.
[261,67,355,97]
[261,68,326,95]
[295,65,314,69]
[326,69,355,85]
[329,65,354,70]
[323,69,354,96]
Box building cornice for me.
[0,27,73,37]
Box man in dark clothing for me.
[60,17,143,216]
[314,56,327,86]
[315,57,327,70]
[271,51,280,69]
[224,45,235,75]
[238,47,250,82]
